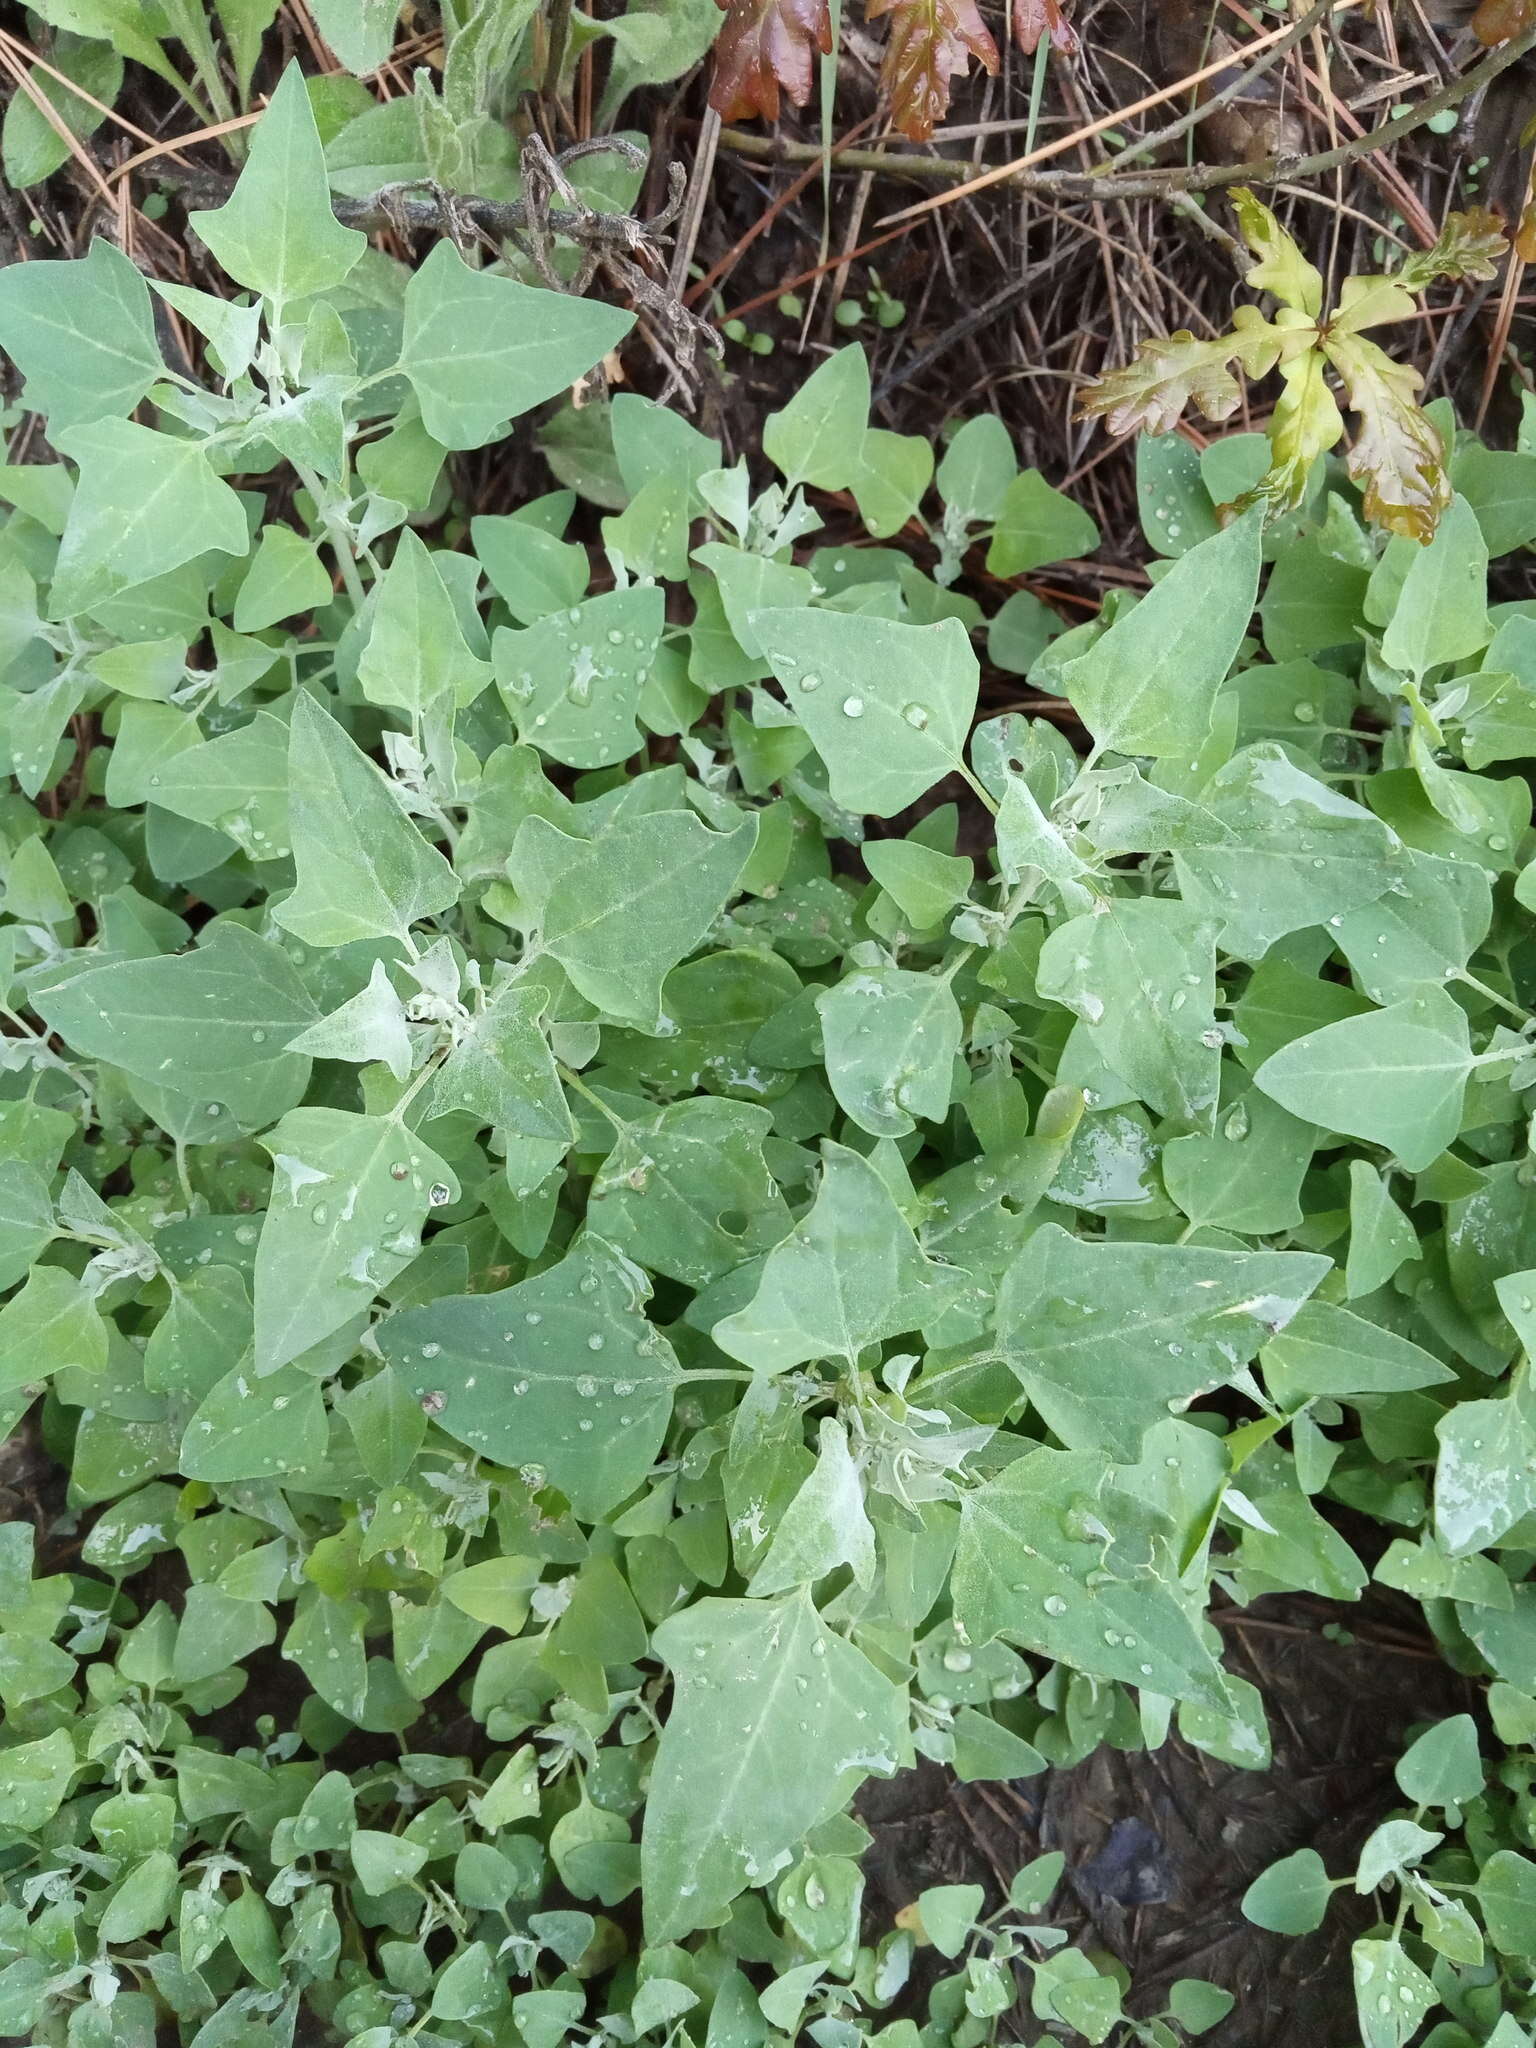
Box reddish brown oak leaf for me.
[1013,0,1079,57]
[708,0,834,122]
[868,0,999,141]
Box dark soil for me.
[859,1590,1476,2045]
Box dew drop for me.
[841,695,865,718]
[942,1645,973,1673]
[901,702,928,729]
[428,1182,452,1207]
[798,672,822,693]
[1043,1594,1067,1616]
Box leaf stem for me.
[291,458,368,612]
[558,1063,627,1132]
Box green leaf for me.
[1061,512,1262,758]
[493,585,663,768]
[1167,1981,1235,2036]
[358,527,491,719]
[0,1729,75,1833]
[426,979,573,1144]
[1379,494,1490,678]
[33,923,317,1126]
[642,1590,904,1942]
[753,609,978,817]
[0,1160,56,1293]
[144,710,292,862]
[0,238,162,433]
[351,1829,430,1897]
[1345,1162,1419,1299]
[985,470,1099,576]
[509,806,756,1031]
[995,1223,1328,1459]
[1434,1372,1536,1557]
[747,1417,875,1596]
[1260,1300,1452,1407]
[377,1234,681,1518]
[254,1106,456,1374]
[1254,987,1474,1172]
[1477,1850,1536,1955]
[233,525,334,633]
[762,346,869,490]
[286,958,412,1080]
[588,1096,789,1288]
[816,960,963,1137]
[714,1141,965,1374]
[1241,1848,1331,1935]
[309,0,399,71]
[1394,1715,1482,1809]
[863,839,973,929]
[398,241,635,450]
[1161,1086,1314,1236]
[1171,745,1403,960]
[952,1446,1231,1710]
[275,692,459,946]
[190,62,365,308]
[1332,848,1491,1004]
[0,1266,107,1395]
[50,420,249,619]
[1036,899,1221,1126]
[915,1883,984,1959]
[181,1362,328,1481]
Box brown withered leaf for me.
[1322,330,1450,543]
[708,0,833,122]
[1076,309,1292,438]
[868,0,999,142]
[1013,0,1079,57]
[1472,0,1536,46]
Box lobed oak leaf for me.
[1322,329,1450,543]
[1247,347,1345,511]
[1232,186,1324,317]
[868,0,999,142]
[1395,207,1508,292]
[1076,308,1291,437]
[708,0,834,122]
[1013,0,1079,56]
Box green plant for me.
[8,71,1536,2048]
